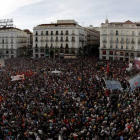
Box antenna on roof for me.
[105,15,109,24]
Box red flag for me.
[0,95,2,102]
[135,82,138,85]
[107,62,109,74]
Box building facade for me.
[85,26,100,46]
[100,19,140,61]
[23,29,33,57]
[33,20,86,58]
[0,27,28,58]
[84,26,100,55]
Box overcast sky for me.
[1,0,140,31]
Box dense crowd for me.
[0,57,140,140]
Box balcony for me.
[50,33,53,35]
[18,42,27,43]
[110,33,114,35]
[138,41,140,44]
[131,41,135,44]
[5,42,9,44]
[60,40,63,42]
[35,40,38,42]
[71,33,75,35]
[41,34,44,36]
[10,42,14,44]
[55,40,59,42]
[60,33,64,35]
[131,34,135,36]
[65,40,69,42]
[55,34,59,35]
[65,33,69,35]
[35,34,38,36]
[120,40,124,43]
[102,40,107,43]
[50,40,54,42]
[71,40,75,42]
[126,41,130,44]
[45,40,49,42]
[115,40,119,43]
[40,40,44,42]
[102,33,107,35]
[110,40,114,43]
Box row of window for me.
[103,45,134,49]
[103,30,140,35]
[101,56,125,60]
[34,37,84,42]
[103,37,137,41]
[35,31,84,36]
[102,51,134,56]
[35,37,77,40]
[35,49,75,53]
[35,44,73,48]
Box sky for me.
[1,0,140,31]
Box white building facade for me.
[33,20,86,58]
[100,20,140,61]
[0,27,28,58]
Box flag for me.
[64,88,68,94]
[18,74,24,80]
[11,75,20,81]
[107,62,109,74]
[78,77,81,81]
[58,135,63,140]
[0,95,2,102]
[134,82,138,85]
[11,74,24,81]
[95,75,99,80]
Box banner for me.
[129,73,140,91]
[126,63,133,71]
[134,57,140,69]
[105,80,122,90]
[11,74,24,81]
[0,59,5,67]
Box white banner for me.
[11,74,24,81]
[126,63,133,72]
[0,59,5,67]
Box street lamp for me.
[79,40,85,92]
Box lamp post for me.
[79,40,85,92]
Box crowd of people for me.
[0,57,139,140]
